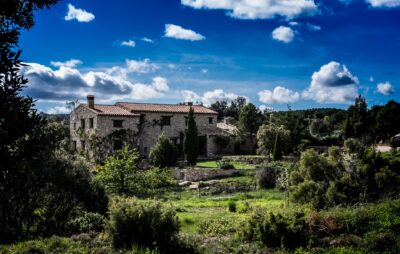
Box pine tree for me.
[184,107,198,166]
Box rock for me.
[178,181,191,187]
[189,184,199,190]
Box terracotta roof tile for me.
[116,102,218,115]
[82,104,137,116]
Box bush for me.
[228,201,237,212]
[256,162,288,189]
[217,160,235,169]
[107,197,179,252]
[149,134,179,168]
[240,211,309,249]
[67,212,106,234]
[197,218,239,236]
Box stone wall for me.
[136,112,217,157]
[69,105,138,156]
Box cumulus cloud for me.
[121,40,136,47]
[50,59,82,68]
[377,82,394,95]
[258,86,300,104]
[21,61,169,103]
[366,0,400,8]
[201,69,208,74]
[64,4,95,22]
[181,89,242,106]
[272,26,295,43]
[181,0,318,20]
[107,59,159,78]
[302,61,359,104]
[164,24,205,41]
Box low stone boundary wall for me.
[173,168,239,181]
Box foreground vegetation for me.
[2,1,400,253]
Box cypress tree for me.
[273,132,282,161]
[184,107,198,166]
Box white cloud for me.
[141,37,154,43]
[258,86,300,104]
[164,24,205,41]
[289,21,299,26]
[201,69,208,74]
[180,89,242,106]
[21,61,169,103]
[366,0,400,8]
[151,77,169,92]
[181,0,318,20]
[64,4,95,22]
[50,59,82,68]
[377,81,394,95]
[47,105,71,114]
[107,59,159,78]
[259,105,274,112]
[121,40,136,47]
[370,76,375,82]
[181,90,202,102]
[303,61,359,104]
[307,23,321,31]
[272,26,295,43]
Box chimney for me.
[187,102,193,106]
[87,95,95,109]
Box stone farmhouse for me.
[70,95,243,160]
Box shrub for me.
[217,160,235,169]
[240,211,309,249]
[149,134,179,168]
[107,197,179,252]
[256,162,287,189]
[256,167,278,189]
[228,201,237,212]
[67,212,106,234]
[197,218,238,236]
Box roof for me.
[80,104,137,117]
[116,102,218,115]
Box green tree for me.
[257,124,290,160]
[238,103,263,154]
[184,107,198,166]
[149,133,178,168]
[95,145,141,195]
[0,0,73,243]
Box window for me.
[113,120,123,128]
[143,147,148,156]
[113,140,123,150]
[171,137,178,145]
[81,140,85,150]
[73,122,76,130]
[72,141,77,151]
[139,114,146,125]
[89,118,94,128]
[184,116,188,126]
[81,119,85,129]
[208,117,213,124]
[161,116,171,126]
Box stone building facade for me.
[70,95,223,159]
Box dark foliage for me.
[149,133,179,168]
[107,197,187,253]
[184,107,198,166]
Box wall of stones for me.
[70,105,138,154]
[136,112,217,157]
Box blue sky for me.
[19,0,400,113]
